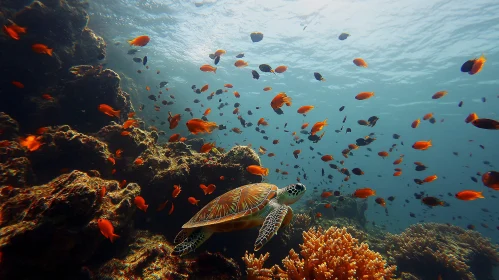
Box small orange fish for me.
[232,127,242,134]
[203,108,211,116]
[233,108,239,114]
[321,191,333,198]
[186,118,218,134]
[11,81,24,88]
[310,119,327,135]
[234,60,248,67]
[353,58,368,68]
[100,186,106,198]
[134,196,149,212]
[169,133,180,142]
[168,112,181,129]
[172,185,181,198]
[315,212,322,218]
[293,149,301,159]
[188,197,200,206]
[234,91,240,98]
[482,171,499,190]
[107,157,116,165]
[41,94,53,100]
[353,188,376,198]
[128,112,136,118]
[134,157,144,165]
[169,202,175,215]
[257,118,268,126]
[200,64,217,73]
[271,92,292,110]
[224,84,233,88]
[128,35,150,46]
[263,87,272,91]
[246,165,269,176]
[393,171,402,176]
[99,104,121,118]
[200,184,216,195]
[465,113,479,123]
[119,180,127,188]
[19,135,43,152]
[321,155,333,162]
[423,174,438,183]
[214,49,226,56]
[411,118,420,128]
[393,157,403,165]
[412,140,432,150]
[378,151,389,158]
[32,44,53,56]
[145,86,150,91]
[3,25,20,40]
[355,92,374,100]
[301,123,309,129]
[297,105,315,115]
[348,144,359,150]
[219,176,225,181]
[123,119,139,129]
[268,153,275,157]
[97,218,120,243]
[201,84,209,92]
[121,131,131,136]
[469,54,486,75]
[432,90,448,99]
[274,65,288,73]
[179,137,187,142]
[115,149,123,158]
[455,190,484,201]
[324,203,332,208]
[200,142,215,153]
[423,113,433,121]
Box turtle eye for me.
[294,183,305,191]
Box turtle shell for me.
[182,183,278,228]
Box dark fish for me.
[467,224,475,230]
[342,116,347,123]
[148,95,157,101]
[133,57,142,63]
[479,145,485,149]
[422,196,444,207]
[191,85,196,90]
[458,101,463,107]
[338,33,350,40]
[273,108,284,115]
[309,146,314,151]
[339,106,345,112]
[234,103,240,107]
[471,119,499,130]
[429,117,436,124]
[460,59,475,73]
[322,168,324,176]
[247,122,253,127]
[201,116,208,121]
[414,179,424,185]
[218,124,226,130]
[346,128,352,133]
[313,72,325,81]
[263,136,269,140]
[471,177,478,183]
[328,175,333,179]
[143,56,148,66]
[194,99,200,103]
[387,196,395,201]
[248,110,253,115]
[137,70,142,73]
[214,55,220,65]
[255,127,260,132]
[393,134,400,139]
[259,64,274,73]
[216,89,223,95]
[352,168,364,175]
[256,106,261,109]
[139,104,145,111]
[166,101,174,105]
[159,81,168,88]
[284,123,288,128]
[235,53,245,58]
[209,54,216,59]
[162,100,167,105]
[410,213,416,218]
[415,165,427,171]
[252,70,260,80]
[196,89,201,94]
[482,97,487,102]
[250,32,264,42]
[128,49,139,55]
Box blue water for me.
[88,0,499,242]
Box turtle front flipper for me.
[254,203,290,251]
[171,227,213,256]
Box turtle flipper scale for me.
[172,228,213,256]
[174,228,194,244]
[254,203,290,251]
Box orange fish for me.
[321,191,333,198]
[97,218,119,243]
[32,44,53,56]
[393,157,403,165]
[188,197,200,206]
[203,108,211,116]
[121,131,131,136]
[115,149,123,158]
[200,64,217,73]
[455,190,484,201]
[107,157,116,165]
[172,185,181,198]
[274,65,288,73]
[423,174,438,183]
[324,203,332,208]
[41,94,53,100]
[297,105,315,115]
[134,157,144,165]
[119,180,127,189]
[200,84,209,92]
[270,92,292,110]
[293,149,301,159]
[169,133,180,142]
[123,119,139,129]
[375,197,386,207]
[8,23,26,34]
[301,123,309,129]
[465,113,478,123]
[128,112,136,118]
[232,127,242,134]
[268,153,275,157]
[214,49,226,56]
[233,91,241,98]
[272,139,279,144]
[3,25,20,40]
[19,135,43,152]
[321,155,333,162]
[100,186,106,198]
[169,202,175,215]
[393,171,402,176]
[179,137,187,142]
[200,142,215,153]
[412,140,432,150]
[482,171,499,190]
[99,104,121,118]
[145,86,150,91]
[310,119,327,135]
[378,151,389,158]
[200,184,216,195]
[219,176,225,181]
[315,212,322,218]
[411,118,420,128]
[224,84,233,88]
[355,92,374,100]
[234,60,248,67]
[134,196,149,212]
[12,81,24,88]
[168,112,181,129]
[353,58,368,68]
[257,118,268,126]
[353,188,376,198]
[263,87,272,92]
[423,113,433,121]
[128,35,150,46]
[469,54,486,75]
[233,108,239,114]
[432,91,448,99]
[186,118,218,134]
[246,165,269,176]
[156,200,169,212]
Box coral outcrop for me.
[244,226,396,280]
[0,171,140,278]
[384,223,499,280]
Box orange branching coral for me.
[243,226,396,280]
[242,251,274,280]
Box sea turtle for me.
[171,182,306,256]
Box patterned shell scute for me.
[183,183,278,228]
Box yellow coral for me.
[243,226,396,280]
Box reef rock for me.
[0,171,140,279]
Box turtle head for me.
[278,183,306,205]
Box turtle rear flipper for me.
[174,228,194,244]
[254,202,290,251]
[172,228,213,256]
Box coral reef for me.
[384,223,499,280]
[243,226,396,280]
[0,171,140,278]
